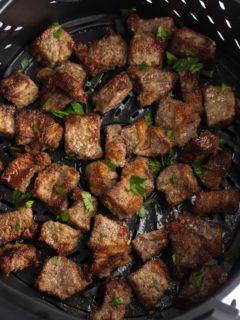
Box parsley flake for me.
[163,149,176,167]
[149,160,161,173]
[192,161,204,182]
[15,223,21,232]
[166,51,203,74]
[126,240,131,246]
[156,25,168,39]
[51,257,60,266]
[166,129,173,138]
[101,159,117,172]
[139,61,148,70]
[43,98,53,108]
[25,200,34,208]
[55,186,65,196]
[129,176,146,195]
[15,239,24,244]
[81,191,95,212]
[137,206,148,219]
[220,83,227,93]
[9,146,24,153]
[13,189,32,204]
[189,271,204,287]
[149,279,159,288]
[172,253,176,264]
[18,58,29,72]
[109,296,124,307]
[144,112,153,128]
[56,209,70,222]
[144,197,156,206]
[65,154,77,161]
[49,102,84,121]
[32,124,39,135]
[170,175,177,185]
[53,27,64,39]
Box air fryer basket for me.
[0,0,240,319]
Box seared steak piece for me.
[0,243,38,277]
[64,114,103,160]
[40,87,72,112]
[0,72,39,108]
[132,229,168,261]
[75,27,127,76]
[157,164,199,207]
[128,260,170,310]
[88,214,132,278]
[93,72,132,114]
[0,104,16,136]
[90,277,132,320]
[36,256,92,300]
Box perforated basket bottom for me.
[0,14,240,319]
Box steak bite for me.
[40,87,72,112]
[194,190,240,215]
[90,277,132,320]
[0,104,16,136]
[0,243,38,277]
[0,72,39,109]
[157,164,199,207]
[203,85,236,127]
[0,207,38,246]
[85,161,118,197]
[75,27,127,76]
[33,163,80,213]
[88,214,132,278]
[132,229,168,261]
[64,114,103,160]
[128,66,177,107]
[92,71,132,114]
[1,151,51,192]
[128,260,170,310]
[169,27,216,61]
[36,256,92,300]
[15,109,63,150]
[32,23,74,67]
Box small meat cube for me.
[36,256,92,300]
[179,71,203,113]
[128,66,177,107]
[202,149,233,190]
[105,125,126,167]
[169,27,216,61]
[132,229,168,261]
[1,151,51,192]
[127,14,176,36]
[128,32,166,67]
[15,109,63,150]
[121,121,139,154]
[36,67,55,82]
[90,277,132,320]
[0,72,39,108]
[33,163,80,213]
[128,260,170,310]
[40,87,72,112]
[64,114,103,160]
[101,178,143,219]
[180,130,220,164]
[85,161,118,197]
[32,23,74,67]
[0,243,38,277]
[0,207,38,246]
[88,215,132,278]
[194,190,240,215]
[157,164,199,207]
[52,61,86,102]
[75,27,127,76]
[93,71,132,114]
[177,265,228,305]
[0,104,15,136]
[68,187,97,232]
[166,214,223,277]
[203,85,236,127]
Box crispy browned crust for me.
[0,103,16,135]
[40,87,72,112]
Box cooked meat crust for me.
[40,87,72,112]
[0,104,16,135]
[105,125,127,167]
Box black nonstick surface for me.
[0,12,240,320]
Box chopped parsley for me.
[129,176,146,195]
[166,129,173,139]
[149,159,161,173]
[18,58,29,72]
[189,271,204,287]
[170,175,177,185]
[56,209,70,222]
[49,102,84,120]
[144,197,156,206]
[9,145,24,153]
[137,206,148,219]
[15,223,21,232]
[65,154,77,161]
[220,83,227,93]
[144,112,153,128]
[166,51,203,74]
[192,161,204,182]
[25,200,34,208]
[139,60,148,70]
[42,98,53,108]
[163,149,176,167]
[109,296,124,307]
[172,253,176,264]
[149,279,159,288]
[156,25,168,39]
[15,239,24,244]
[53,26,64,39]
[51,257,60,266]
[32,124,39,135]
[55,186,65,196]
[81,191,95,212]
[101,159,117,172]
[126,239,131,246]
[13,189,32,204]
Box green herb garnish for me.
[139,61,148,70]
[101,159,117,172]
[149,160,161,173]
[170,175,177,185]
[81,191,95,213]
[137,206,148,219]
[192,161,204,182]
[15,223,21,232]
[56,209,70,222]
[51,257,60,266]
[32,124,39,135]
[49,102,84,120]
[149,279,159,288]
[126,239,131,246]
[65,154,77,161]
[172,253,176,264]
[9,146,24,153]
[220,83,227,93]
[109,296,124,307]
[189,271,204,287]
[166,51,203,74]
[53,27,64,39]
[55,186,65,196]
[25,200,34,208]
[15,239,24,244]
[163,149,176,167]
[42,98,53,108]
[156,25,168,39]
[18,58,29,72]
[13,189,32,204]
[144,112,153,128]
[166,129,173,139]
[129,176,146,195]
[144,197,156,206]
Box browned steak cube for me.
[92,71,132,114]
[169,27,216,61]
[65,114,103,160]
[179,71,203,113]
[88,215,132,278]
[0,72,39,108]
[15,109,63,150]
[32,23,74,67]
[1,151,51,192]
[85,161,118,197]
[128,32,166,67]
[0,207,38,246]
[128,260,170,310]
[156,97,200,147]
[166,214,223,277]
[36,67,55,83]
[132,229,168,261]
[177,265,228,305]
[52,61,86,102]
[0,104,16,136]
[68,187,97,232]
[90,277,132,320]
[75,27,127,76]
[128,66,177,107]
[36,256,92,300]
[180,130,220,164]
[33,163,80,213]
[40,87,72,112]
[194,190,240,215]
[202,149,233,190]
[157,164,199,207]
[0,243,38,277]
[203,85,236,127]
[105,125,127,167]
